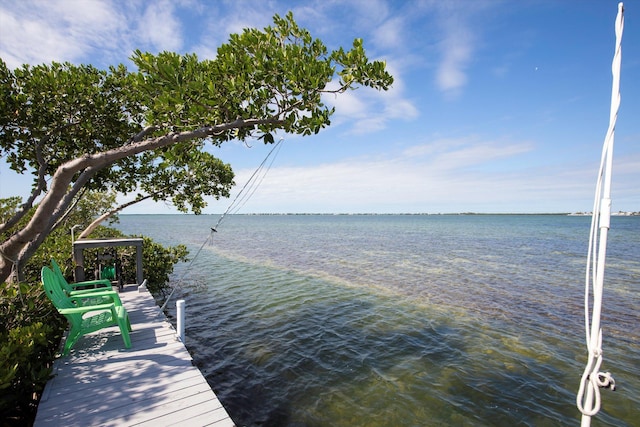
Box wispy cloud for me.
[436,25,472,93]
[414,1,501,97]
[402,137,532,170]
[0,0,126,68]
[323,76,418,136]
[0,0,203,68]
[319,16,419,136]
[434,11,474,95]
[372,17,405,50]
[138,1,183,52]
[214,137,594,214]
[0,0,417,138]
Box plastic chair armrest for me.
[70,279,112,288]
[70,291,123,305]
[58,303,116,315]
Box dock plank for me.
[34,286,235,427]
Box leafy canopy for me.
[1,12,392,210]
[0,12,393,283]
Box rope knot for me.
[595,372,616,391]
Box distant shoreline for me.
[119,212,639,216]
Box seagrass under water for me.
[115,214,639,426]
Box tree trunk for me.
[0,117,281,284]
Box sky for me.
[0,0,638,214]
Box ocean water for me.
[115,214,639,426]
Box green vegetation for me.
[0,195,188,424]
[0,281,64,426]
[0,13,392,424]
[0,12,393,284]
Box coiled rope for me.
[576,3,623,426]
[158,137,285,313]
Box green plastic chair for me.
[50,258,113,295]
[101,265,116,280]
[50,259,117,306]
[41,266,132,355]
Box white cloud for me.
[94,138,640,215]
[0,0,126,68]
[326,86,418,136]
[294,4,418,135]
[349,116,387,135]
[309,0,389,36]
[421,1,501,96]
[213,137,591,214]
[323,84,368,118]
[372,17,404,50]
[0,0,189,68]
[189,4,294,66]
[138,1,183,51]
[405,138,532,170]
[435,15,473,94]
[322,54,418,136]
[387,98,418,118]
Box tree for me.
[0,12,393,283]
[0,194,190,424]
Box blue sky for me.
[1,0,638,214]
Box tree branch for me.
[50,187,87,232]
[128,126,157,144]
[0,137,49,234]
[0,117,285,282]
[16,173,96,268]
[77,193,157,240]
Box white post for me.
[176,299,185,342]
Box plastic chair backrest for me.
[41,266,75,310]
[101,265,116,280]
[50,259,74,293]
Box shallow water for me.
[116,214,639,426]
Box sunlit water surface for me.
[115,214,639,426]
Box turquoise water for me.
[115,214,639,426]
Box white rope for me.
[212,137,284,228]
[577,3,623,425]
[0,248,20,283]
[158,137,285,313]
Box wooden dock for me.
[34,285,235,427]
